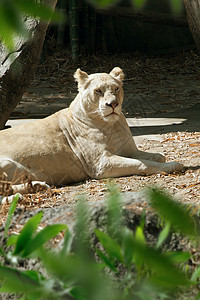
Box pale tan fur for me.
[0,67,184,195]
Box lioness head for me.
[74,67,124,123]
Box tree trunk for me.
[0,0,58,130]
[183,0,200,52]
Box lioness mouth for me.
[108,112,118,116]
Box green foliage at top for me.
[89,0,183,12]
[89,0,118,8]
[0,0,184,51]
[0,188,200,299]
[89,0,146,9]
[170,0,183,14]
[132,0,146,10]
[0,0,64,51]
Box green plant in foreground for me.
[0,188,200,299]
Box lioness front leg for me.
[98,155,184,179]
[134,150,166,163]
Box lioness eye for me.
[95,89,102,94]
[115,87,119,92]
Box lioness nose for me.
[106,102,119,109]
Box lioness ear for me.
[74,68,89,90]
[110,67,124,81]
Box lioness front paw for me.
[152,153,166,163]
[165,161,184,173]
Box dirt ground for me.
[2,49,200,228]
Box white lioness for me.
[0,67,183,194]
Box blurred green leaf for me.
[165,251,191,264]
[1,0,27,34]
[170,0,183,14]
[150,274,187,289]
[70,286,88,300]
[132,0,146,10]
[134,227,146,268]
[4,193,19,238]
[0,0,28,50]
[89,0,119,8]
[0,265,41,293]
[74,197,91,257]
[95,247,117,272]
[156,222,171,249]
[133,217,146,268]
[0,24,14,50]
[121,227,135,268]
[148,189,198,238]
[23,269,43,282]
[14,0,64,22]
[13,211,43,255]
[95,229,123,263]
[0,248,4,256]
[61,225,73,256]
[22,224,67,257]
[40,248,79,284]
[135,225,146,246]
[6,234,18,247]
[133,241,190,288]
[0,0,63,50]
[106,184,123,241]
[191,266,200,282]
[134,282,169,300]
